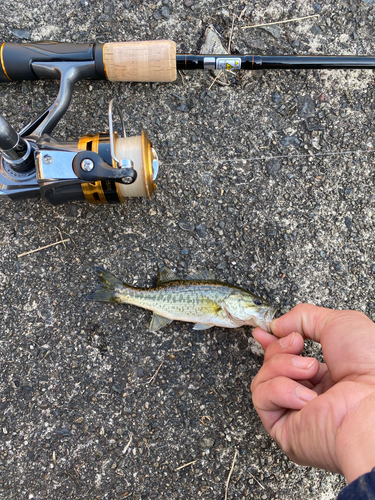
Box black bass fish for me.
[87,267,275,332]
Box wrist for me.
[336,392,375,483]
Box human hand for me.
[250,304,375,483]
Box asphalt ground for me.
[0,0,375,499]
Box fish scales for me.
[115,281,230,322]
[88,268,275,332]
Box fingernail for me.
[295,385,317,402]
[292,356,315,369]
[279,333,294,348]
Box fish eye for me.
[253,298,263,306]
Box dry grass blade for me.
[55,226,66,248]
[122,433,133,455]
[242,14,319,30]
[224,449,238,500]
[208,70,224,90]
[146,361,164,385]
[17,238,70,258]
[176,460,196,471]
[228,13,235,53]
[249,472,265,490]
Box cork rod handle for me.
[103,40,177,82]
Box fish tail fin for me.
[87,267,124,303]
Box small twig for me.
[238,5,247,22]
[178,69,186,85]
[63,231,76,246]
[122,433,133,455]
[228,13,235,53]
[212,78,231,87]
[55,226,66,249]
[241,14,319,30]
[143,438,150,456]
[249,472,265,490]
[41,350,50,362]
[208,70,224,90]
[201,415,212,426]
[146,361,164,385]
[17,238,70,258]
[201,486,214,492]
[176,460,197,471]
[224,449,238,500]
[27,337,41,347]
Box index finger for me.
[270,303,375,387]
[270,303,370,344]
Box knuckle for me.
[267,352,287,368]
[250,384,260,404]
[250,375,258,393]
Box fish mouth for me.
[257,306,276,332]
[223,302,276,332]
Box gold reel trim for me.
[78,135,108,204]
[141,130,156,200]
[0,43,11,81]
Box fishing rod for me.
[1,40,375,205]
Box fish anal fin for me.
[157,268,179,283]
[193,323,214,330]
[149,313,172,332]
[186,269,216,281]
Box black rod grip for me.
[0,42,105,81]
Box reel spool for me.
[76,131,158,204]
[76,100,157,204]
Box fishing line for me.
[161,148,375,166]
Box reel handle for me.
[72,151,137,184]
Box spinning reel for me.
[0,55,158,205]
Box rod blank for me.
[177,54,375,71]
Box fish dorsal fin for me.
[157,268,179,283]
[149,313,172,332]
[186,269,216,281]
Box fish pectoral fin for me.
[193,323,214,330]
[149,313,173,332]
